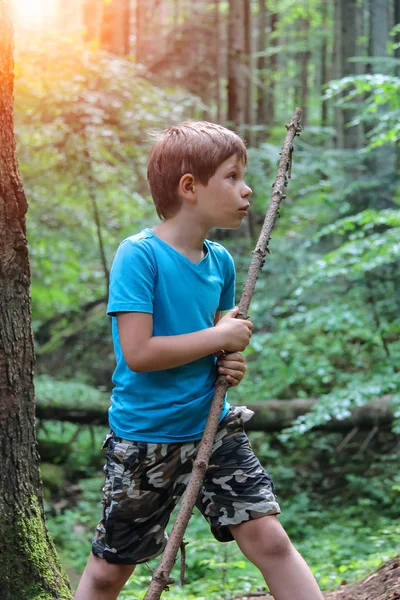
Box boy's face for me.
[194,154,252,230]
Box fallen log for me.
[35,396,395,432]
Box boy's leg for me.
[229,515,324,600]
[75,432,197,599]
[74,553,135,600]
[197,407,323,600]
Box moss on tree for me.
[0,496,72,600]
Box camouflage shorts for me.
[92,406,281,565]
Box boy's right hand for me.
[215,307,253,352]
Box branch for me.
[143,108,303,600]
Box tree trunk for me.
[297,17,310,126]
[227,0,246,127]
[395,0,400,69]
[100,0,130,55]
[0,2,72,598]
[244,0,254,144]
[333,0,344,147]
[320,0,329,128]
[367,0,394,208]
[215,0,222,122]
[82,0,104,44]
[340,0,361,149]
[256,0,268,137]
[265,8,277,125]
[136,0,149,64]
[35,397,396,433]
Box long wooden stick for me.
[144,108,303,600]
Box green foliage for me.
[325,72,400,148]
[15,37,201,325]
[298,209,400,286]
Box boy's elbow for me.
[124,350,154,373]
[126,356,149,373]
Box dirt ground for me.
[234,556,400,600]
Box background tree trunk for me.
[244,0,254,144]
[320,0,329,127]
[215,0,222,122]
[256,0,268,137]
[83,0,104,44]
[265,7,277,126]
[333,0,344,147]
[366,0,394,208]
[0,2,71,598]
[340,0,361,149]
[227,0,246,127]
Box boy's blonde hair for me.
[147,121,247,219]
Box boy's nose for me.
[242,183,252,198]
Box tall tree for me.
[101,0,130,56]
[227,0,246,127]
[256,0,268,132]
[395,0,400,69]
[367,0,394,206]
[0,2,72,598]
[340,0,361,149]
[215,0,222,122]
[83,0,104,44]
[244,0,254,143]
[295,15,310,125]
[333,0,344,146]
[320,0,329,127]
[266,8,278,126]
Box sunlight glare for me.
[12,0,58,29]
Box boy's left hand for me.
[217,352,247,387]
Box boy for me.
[75,122,323,600]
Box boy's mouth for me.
[238,204,250,215]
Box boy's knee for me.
[261,525,292,559]
[89,554,135,590]
[231,515,292,561]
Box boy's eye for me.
[228,173,237,180]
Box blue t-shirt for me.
[106,228,236,442]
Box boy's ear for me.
[179,174,196,200]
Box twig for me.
[143,108,303,600]
[335,426,359,453]
[357,425,379,455]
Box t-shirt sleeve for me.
[106,239,156,316]
[218,249,236,311]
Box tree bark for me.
[82,0,104,44]
[227,0,246,127]
[298,17,310,126]
[266,8,277,125]
[367,0,394,208]
[256,0,268,136]
[340,0,361,149]
[35,397,396,432]
[215,0,222,122]
[0,2,72,598]
[100,0,130,55]
[333,0,344,147]
[320,0,329,128]
[244,0,254,144]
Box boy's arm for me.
[117,309,252,372]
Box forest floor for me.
[234,556,400,600]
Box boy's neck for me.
[152,216,209,263]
